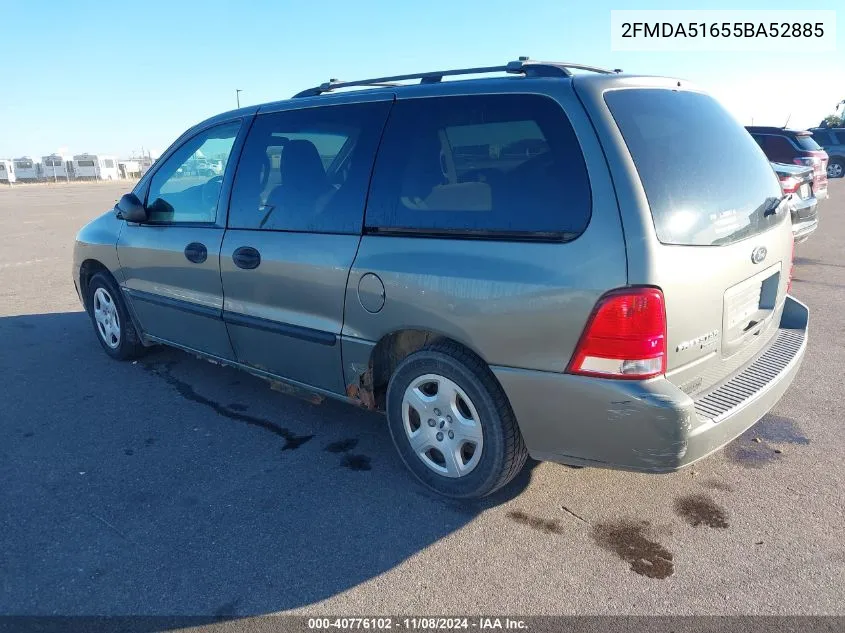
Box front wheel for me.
[386,342,527,499]
[827,158,843,179]
[87,272,145,360]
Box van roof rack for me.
[292,57,622,98]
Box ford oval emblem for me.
[751,246,767,264]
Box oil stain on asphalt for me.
[725,414,809,468]
[341,454,371,471]
[753,415,810,445]
[142,361,314,451]
[725,440,779,468]
[591,520,674,579]
[674,494,729,528]
[322,437,370,470]
[507,510,565,535]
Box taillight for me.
[567,287,667,380]
[779,176,800,194]
[793,156,823,174]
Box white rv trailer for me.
[13,157,40,181]
[73,154,119,180]
[41,154,74,181]
[0,159,15,184]
[117,159,141,179]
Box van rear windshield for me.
[605,89,783,246]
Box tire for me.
[87,272,145,360]
[827,158,844,179]
[386,341,528,499]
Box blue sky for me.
[1,0,842,159]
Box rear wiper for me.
[763,194,788,217]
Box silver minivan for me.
[73,59,809,498]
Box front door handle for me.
[184,242,207,264]
[232,246,261,270]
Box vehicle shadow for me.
[0,311,536,622]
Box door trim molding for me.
[123,287,221,319]
[123,287,338,346]
[222,311,337,347]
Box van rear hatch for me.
[605,88,793,398]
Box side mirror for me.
[116,193,148,223]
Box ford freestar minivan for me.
[73,59,809,498]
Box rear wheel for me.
[386,342,527,498]
[827,158,843,179]
[87,272,144,360]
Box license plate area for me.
[799,183,811,199]
[722,263,781,357]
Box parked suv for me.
[74,60,809,498]
[808,127,845,179]
[771,162,818,243]
[746,126,829,200]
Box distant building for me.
[13,156,40,181]
[0,159,16,184]
[41,154,74,181]
[73,154,119,180]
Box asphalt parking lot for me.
[1,180,843,617]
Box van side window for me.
[228,101,391,233]
[145,121,241,224]
[365,94,591,239]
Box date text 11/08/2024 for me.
[308,617,528,630]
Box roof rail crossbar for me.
[292,58,622,98]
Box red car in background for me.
[747,126,829,201]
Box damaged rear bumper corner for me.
[493,295,809,473]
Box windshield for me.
[794,135,822,151]
[606,89,784,246]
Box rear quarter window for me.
[606,89,783,246]
[365,93,591,239]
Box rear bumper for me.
[792,217,819,243]
[790,196,818,243]
[790,195,817,221]
[494,296,809,472]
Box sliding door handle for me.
[232,246,261,270]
